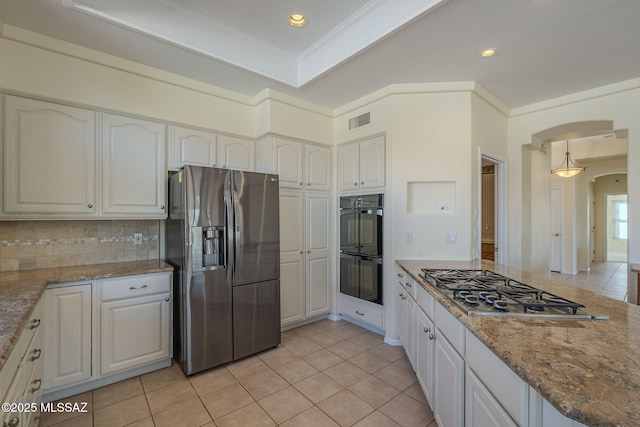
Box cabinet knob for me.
[29,318,41,329]
[397,273,403,278]
[299,182,303,186]
[423,327,431,334]
[429,333,436,341]
[354,182,358,186]
[6,416,19,427]
[406,282,412,288]
[31,378,42,393]
[165,297,170,302]
[307,250,311,253]
[88,203,93,208]
[300,251,304,254]
[361,181,364,185]
[161,205,165,210]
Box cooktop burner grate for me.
[419,269,590,317]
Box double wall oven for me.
[340,194,383,305]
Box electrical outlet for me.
[404,231,413,244]
[444,232,457,244]
[133,233,143,245]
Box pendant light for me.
[551,140,585,178]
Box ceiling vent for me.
[349,112,370,130]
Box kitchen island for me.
[397,259,640,427]
[0,260,173,371]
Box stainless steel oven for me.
[340,194,383,305]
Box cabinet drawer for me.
[435,302,465,356]
[416,285,435,319]
[101,273,171,301]
[466,332,528,426]
[340,297,383,329]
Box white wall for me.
[508,81,640,302]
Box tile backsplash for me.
[0,220,160,272]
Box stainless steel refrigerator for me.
[165,166,280,375]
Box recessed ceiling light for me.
[481,48,497,57]
[289,14,307,27]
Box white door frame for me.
[550,187,565,273]
[479,149,507,265]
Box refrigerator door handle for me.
[224,171,235,283]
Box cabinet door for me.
[169,126,217,170]
[434,331,465,427]
[306,144,331,191]
[274,138,304,189]
[360,135,385,189]
[466,368,518,427]
[100,293,171,375]
[338,143,360,191]
[219,135,255,171]
[405,296,417,370]
[416,308,435,408]
[44,284,92,390]
[306,193,331,317]
[4,96,96,215]
[396,283,407,345]
[279,191,305,326]
[101,114,166,216]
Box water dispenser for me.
[202,226,225,268]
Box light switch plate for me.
[445,232,457,244]
[404,231,413,244]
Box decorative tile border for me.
[0,235,158,247]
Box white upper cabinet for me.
[219,135,255,171]
[257,135,331,191]
[3,96,96,215]
[306,144,331,191]
[168,126,218,170]
[101,113,166,217]
[338,143,360,192]
[338,135,385,192]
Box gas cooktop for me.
[420,269,608,320]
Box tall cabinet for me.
[258,135,332,328]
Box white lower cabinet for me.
[466,368,518,427]
[0,299,44,427]
[397,263,589,427]
[433,326,465,427]
[100,274,171,375]
[415,306,435,408]
[44,283,93,390]
[42,272,172,401]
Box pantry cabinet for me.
[219,135,255,171]
[44,283,93,390]
[279,191,331,327]
[3,95,97,216]
[338,135,385,192]
[257,135,331,191]
[101,113,166,217]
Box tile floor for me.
[40,320,436,427]
[550,261,629,302]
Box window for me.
[613,200,628,239]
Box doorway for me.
[605,193,628,262]
[479,154,506,264]
[550,188,564,272]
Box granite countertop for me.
[0,260,173,372]
[396,259,640,427]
